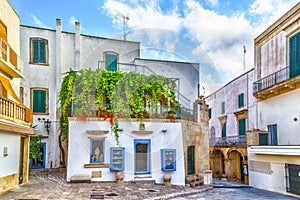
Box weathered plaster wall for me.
[205,69,257,138]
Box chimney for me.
[75,21,81,70]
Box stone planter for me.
[163,174,171,186]
[116,171,124,183]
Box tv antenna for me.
[114,10,129,41]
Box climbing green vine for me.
[59,68,178,145]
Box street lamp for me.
[44,119,51,134]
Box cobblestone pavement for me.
[0,170,211,200]
[1,170,299,200]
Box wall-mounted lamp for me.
[44,119,51,134]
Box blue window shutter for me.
[39,41,46,63]
[32,40,39,62]
[33,90,46,113]
[105,54,117,71]
[268,124,278,145]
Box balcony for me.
[72,103,198,123]
[253,65,300,100]
[209,135,247,147]
[0,96,32,125]
[0,38,23,78]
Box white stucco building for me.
[0,0,33,193]
[248,2,300,196]
[20,19,201,170]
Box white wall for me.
[258,88,300,145]
[67,120,185,185]
[205,69,257,138]
[0,132,20,177]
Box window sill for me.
[84,163,109,168]
[29,62,49,66]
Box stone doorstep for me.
[70,174,91,183]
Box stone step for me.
[190,180,204,188]
[70,174,91,183]
[132,175,155,184]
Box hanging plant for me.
[59,69,179,145]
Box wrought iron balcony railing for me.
[253,64,300,94]
[209,135,247,147]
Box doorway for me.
[187,146,195,175]
[134,139,151,174]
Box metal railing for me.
[253,65,300,94]
[0,38,23,72]
[209,135,247,147]
[0,96,28,123]
[73,103,197,122]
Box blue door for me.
[134,139,151,174]
[31,142,46,168]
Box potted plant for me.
[29,134,43,167]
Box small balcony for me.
[0,38,23,78]
[0,96,32,125]
[209,135,247,147]
[253,65,300,100]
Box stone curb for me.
[144,186,213,200]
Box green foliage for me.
[29,134,43,159]
[59,68,179,145]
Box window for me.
[221,122,226,137]
[221,101,225,114]
[268,124,278,145]
[31,88,48,114]
[105,52,118,71]
[289,32,300,78]
[90,140,104,163]
[30,38,48,64]
[238,93,244,107]
[208,108,212,119]
[238,118,246,136]
[259,133,268,145]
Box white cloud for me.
[102,0,300,92]
[68,16,78,26]
[31,15,51,29]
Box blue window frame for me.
[31,38,48,64]
[105,53,118,71]
[90,140,104,163]
[289,32,300,78]
[110,147,125,171]
[134,139,151,174]
[161,149,176,172]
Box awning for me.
[0,75,32,122]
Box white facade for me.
[0,132,20,178]
[67,120,186,185]
[20,19,201,168]
[248,2,300,196]
[205,69,256,139]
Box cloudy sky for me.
[9,0,299,94]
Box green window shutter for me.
[290,32,300,78]
[239,118,246,135]
[105,53,117,71]
[238,93,244,107]
[39,41,46,63]
[32,40,39,62]
[221,101,225,114]
[221,123,226,137]
[33,90,46,113]
[208,108,211,119]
